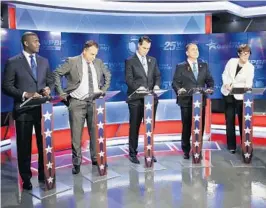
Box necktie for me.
[29,55,37,80]
[88,63,94,95]
[192,62,198,80]
[141,56,148,75]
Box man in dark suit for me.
[172,43,214,159]
[125,36,161,164]
[2,32,54,190]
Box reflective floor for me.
[1,142,266,208]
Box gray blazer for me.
[54,55,111,96]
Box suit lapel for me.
[20,53,37,82]
[76,55,83,80]
[230,59,238,79]
[197,62,204,81]
[134,54,147,78]
[36,55,42,83]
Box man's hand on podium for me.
[41,87,51,97]
[24,92,42,99]
[153,85,160,91]
[178,88,187,95]
[137,86,147,91]
[205,88,214,94]
[59,93,68,101]
[224,84,232,91]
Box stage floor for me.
[1,142,266,208]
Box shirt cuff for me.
[22,92,26,101]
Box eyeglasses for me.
[240,51,250,56]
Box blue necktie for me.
[29,55,37,80]
[192,62,198,80]
[141,56,148,75]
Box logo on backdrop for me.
[99,44,110,51]
[128,37,139,54]
[41,40,61,51]
[249,59,266,70]
[206,40,242,50]
[163,41,186,51]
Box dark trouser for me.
[224,95,243,150]
[15,119,44,183]
[128,99,158,157]
[180,106,206,154]
[68,97,96,166]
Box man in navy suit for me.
[172,43,214,159]
[2,32,54,190]
[125,36,161,164]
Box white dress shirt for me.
[22,50,37,100]
[70,56,99,100]
[187,58,198,73]
[136,51,148,75]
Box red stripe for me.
[8,7,16,29]
[205,14,212,34]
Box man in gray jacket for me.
[54,40,111,174]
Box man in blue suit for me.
[2,32,54,190]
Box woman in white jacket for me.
[221,44,255,154]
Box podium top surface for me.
[230,87,266,95]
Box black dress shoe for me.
[129,156,140,164]
[152,156,157,162]
[92,161,97,166]
[183,153,190,160]
[72,165,80,174]
[23,181,32,190]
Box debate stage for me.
[1,137,266,208]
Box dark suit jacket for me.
[125,54,161,101]
[2,53,54,121]
[172,60,214,107]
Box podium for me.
[81,91,121,183]
[17,96,71,199]
[178,87,213,165]
[230,87,266,164]
[128,89,167,172]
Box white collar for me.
[23,50,36,58]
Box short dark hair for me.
[186,43,197,51]
[83,40,99,50]
[237,44,252,55]
[138,36,152,45]
[21,31,38,47]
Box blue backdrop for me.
[1,29,266,113]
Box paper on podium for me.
[20,96,51,108]
[251,88,266,95]
[103,90,120,101]
[152,89,168,97]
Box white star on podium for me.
[98,137,104,144]
[193,100,201,108]
[244,127,251,134]
[147,187,152,193]
[45,145,53,154]
[244,114,252,121]
[47,177,53,184]
[43,111,52,121]
[244,152,250,158]
[244,99,253,108]
[46,161,53,169]
[194,114,201,122]
[145,102,152,110]
[244,140,251,147]
[194,141,200,147]
[44,129,52,138]
[146,131,152,137]
[194,128,200,134]
[99,164,105,170]
[145,117,152,124]
[96,105,104,115]
[146,157,152,162]
[194,153,200,159]
[97,121,104,129]
[98,151,105,157]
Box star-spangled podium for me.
[229,87,266,166]
[81,91,121,183]
[128,89,167,172]
[13,96,71,200]
[178,87,213,166]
